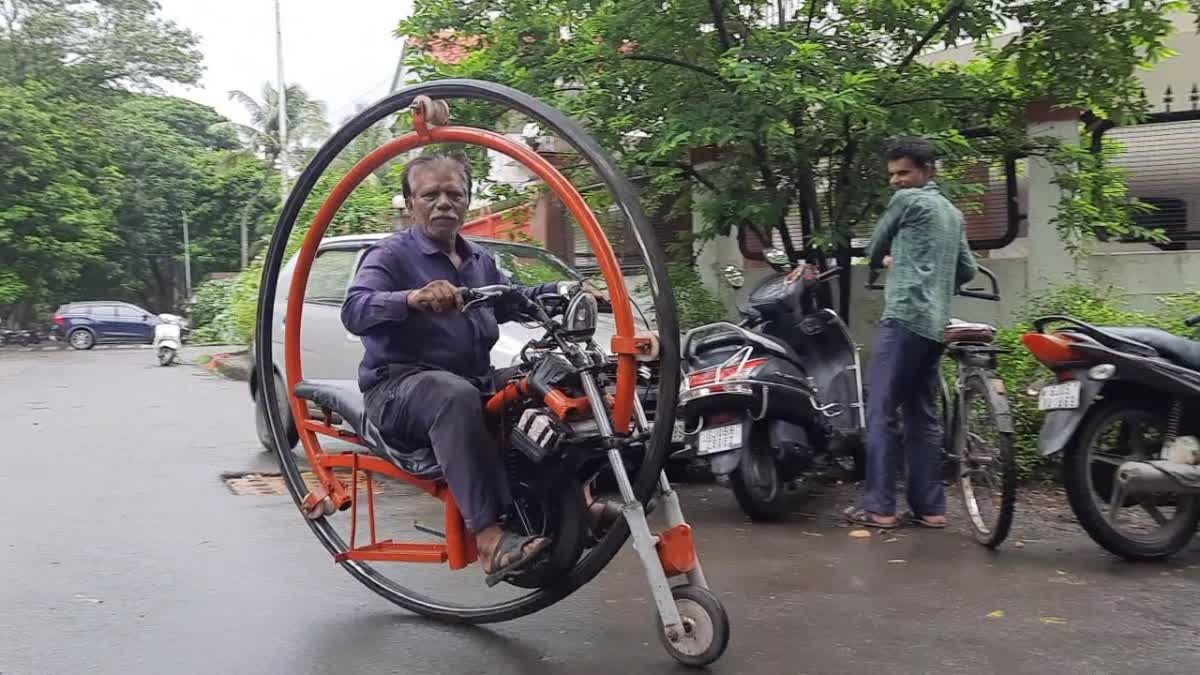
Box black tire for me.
[1064,400,1200,561]
[957,376,1017,548]
[157,347,176,366]
[730,443,788,522]
[68,328,95,351]
[655,584,731,668]
[504,478,588,589]
[255,79,680,624]
[256,370,298,453]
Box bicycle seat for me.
[293,379,443,479]
[1101,328,1200,371]
[944,320,996,344]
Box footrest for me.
[334,540,450,564]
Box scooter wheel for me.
[655,584,730,668]
[157,347,176,366]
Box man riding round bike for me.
[341,149,613,586]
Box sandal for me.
[482,530,550,587]
[843,506,900,529]
[903,511,947,529]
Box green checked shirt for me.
[864,182,977,344]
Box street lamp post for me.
[274,0,289,204]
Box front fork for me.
[579,372,706,640]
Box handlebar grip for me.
[1186,314,1200,328]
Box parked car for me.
[250,232,668,453]
[50,301,161,350]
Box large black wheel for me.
[1064,400,1200,560]
[655,584,731,668]
[957,375,1017,548]
[255,370,298,453]
[255,79,680,624]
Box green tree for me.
[101,94,275,310]
[398,0,1200,315]
[0,0,202,90]
[212,82,330,174]
[0,81,119,324]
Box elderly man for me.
[845,137,977,530]
[341,149,565,586]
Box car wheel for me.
[68,329,96,350]
[255,370,299,453]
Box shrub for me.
[188,277,238,344]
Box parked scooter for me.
[1025,315,1200,559]
[674,249,866,520]
[154,314,184,366]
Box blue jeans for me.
[863,319,946,517]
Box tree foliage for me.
[398,0,1200,311]
[0,0,294,327]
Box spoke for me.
[1141,503,1169,526]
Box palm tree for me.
[211,82,330,193]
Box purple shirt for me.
[341,227,556,392]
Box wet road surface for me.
[1,348,1197,674]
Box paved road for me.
[1,349,1198,675]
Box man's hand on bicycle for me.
[408,280,463,313]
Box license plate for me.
[698,424,743,456]
[1038,381,1081,411]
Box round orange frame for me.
[283,117,643,569]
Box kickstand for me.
[414,521,447,539]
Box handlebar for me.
[1186,314,1200,328]
[866,265,1000,302]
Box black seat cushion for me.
[1104,328,1200,371]
[293,379,442,480]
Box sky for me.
[157,0,415,127]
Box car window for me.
[305,249,360,305]
[115,306,144,319]
[94,305,118,317]
[485,242,581,285]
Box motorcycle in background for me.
[154,314,184,366]
[674,249,867,521]
[1025,315,1200,559]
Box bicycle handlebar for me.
[865,265,1000,302]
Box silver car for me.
[250,232,655,452]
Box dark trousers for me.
[863,319,946,517]
[364,367,515,533]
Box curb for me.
[0,343,154,352]
[206,351,252,382]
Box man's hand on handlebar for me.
[407,280,464,313]
[882,255,893,268]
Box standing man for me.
[845,137,977,529]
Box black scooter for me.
[673,250,866,520]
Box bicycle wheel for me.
[957,374,1017,547]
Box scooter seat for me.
[1101,328,1200,371]
[293,379,442,480]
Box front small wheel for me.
[655,584,730,668]
[157,346,177,366]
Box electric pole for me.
[182,212,192,298]
[274,0,290,204]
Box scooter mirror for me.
[722,265,745,289]
[763,248,790,268]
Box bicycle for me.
[867,266,1017,547]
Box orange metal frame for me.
[283,103,639,569]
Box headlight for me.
[562,291,598,342]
